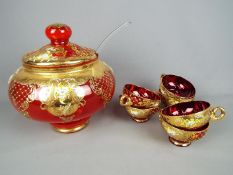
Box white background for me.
[0,0,232,174]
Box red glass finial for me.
[45,23,72,45]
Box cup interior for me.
[162,74,195,97]
[124,84,160,100]
[162,101,210,116]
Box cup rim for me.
[126,105,156,110]
[123,84,160,101]
[160,101,211,117]
[162,118,209,132]
[161,74,196,98]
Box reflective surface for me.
[23,23,97,68]
[162,74,195,98]
[159,74,195,106]
[119,84,161,123]
[120,84,160,108]
[160,118,209,147]
[8,24,115,133]
[160,101,225,129]
[162,101,209,116]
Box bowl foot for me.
[51,117,89,134]
[131,117,150,123]
[169,137,191,147]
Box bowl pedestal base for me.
[51,117,90,134]
[169,137,191,147]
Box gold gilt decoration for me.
[159,83,194,106]
[125,106,157,123]
[159,74,195,106]
[89,71,114,105]
[69,43,95,57]
[160,118,208,147]
[47,23,67,28]
[23,46,65,63]
[8,23,116,133]
[39,78,86,122]
[8,81,37,118]
[23,43,97,68]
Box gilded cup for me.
[160,118,209,147]
[160,101,225,129]
[159,74,195,106]
[125,106,157,123]
[119,84,161,122]
[120,84,161,108]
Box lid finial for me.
[45,23,72,45]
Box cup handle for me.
[210,107,225,120]
[119,94,132,106]
[154,90,160,95]
[160,74,166,81]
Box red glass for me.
[162,101,210,116]
[162,74,195,97]
[9,74,115,124]
[45,24,72,45]
[123,84,160,107]
[8,23,115,133]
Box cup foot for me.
[169,137,191,147]
[51,117,89,134]
[131,117,150,123]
